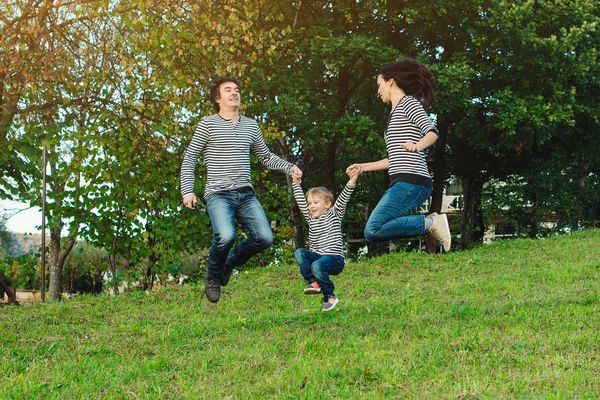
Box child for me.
[292,170,358,312]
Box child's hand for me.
[291,166,303,180]
[347,168,359,185]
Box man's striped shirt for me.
[181,114,294,198]
[385,95,439,188]
[293,182,355,258]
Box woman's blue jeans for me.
[294,248,344,297]
[206,190,273,280]
[364,182,431,243]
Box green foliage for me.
[0,251,40,291]
[0,213,12,252]
[62,242,108,294]
[1,230,599,397]
[1,0,599,271]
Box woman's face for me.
[376,75,392,103]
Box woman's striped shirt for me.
[180,114,294,198]
[385,95,439,188]
[293,182,355,258]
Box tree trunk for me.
[48,226,76,300]
[323,139,337,192]
[0,275,16,304]
[142,222,157,291]
[108,206,123,294]
[48,227,62,300]
[460,176,486,249]
[426,118,449,253]
[144,264,154,290]
[573,160,592,230]
[276,137,305,249]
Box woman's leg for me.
[364,182,431,243]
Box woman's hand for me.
[346,164,363,175]
[402,142,420,153]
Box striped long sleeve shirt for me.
[180,114,294,198]
[293,182,356,258]
[385,95,439,188]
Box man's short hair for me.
[210,76,242,112]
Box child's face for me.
[306,193,331,218]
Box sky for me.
[0,199,43,234]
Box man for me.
[180,77,302,303]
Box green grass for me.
[2,230,600,399]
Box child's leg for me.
[294,248,320,282]
[310,255,345,296]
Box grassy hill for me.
[1,230,599,398]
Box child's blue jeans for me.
[294,248,344,297]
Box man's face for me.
[376,75,392,104]
[216,81,241,109]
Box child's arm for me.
[292,181,311,221]
[348,168,358,185]
[333,170,358,218]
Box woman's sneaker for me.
[427,212,451,252]
[303,281,321,294]
[321,296,338,312]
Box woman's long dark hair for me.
[378,59,435,110]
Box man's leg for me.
[226,191,273,267]
[205,193,237,302]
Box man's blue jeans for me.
[294,248,344,297]
[364,182,431,243]
[206,190,273,280]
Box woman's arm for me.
[402,130,438,153]
[346,158,389,175]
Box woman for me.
[347,58,451,251]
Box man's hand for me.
[183,193,198,210]
[291,166,303,181]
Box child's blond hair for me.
[306,187,334,205]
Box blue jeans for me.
[294,248,344,297]
[364,182,431,243]
[206,190,273,280]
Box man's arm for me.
[251,125,300,177]
[180,120,209,208]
